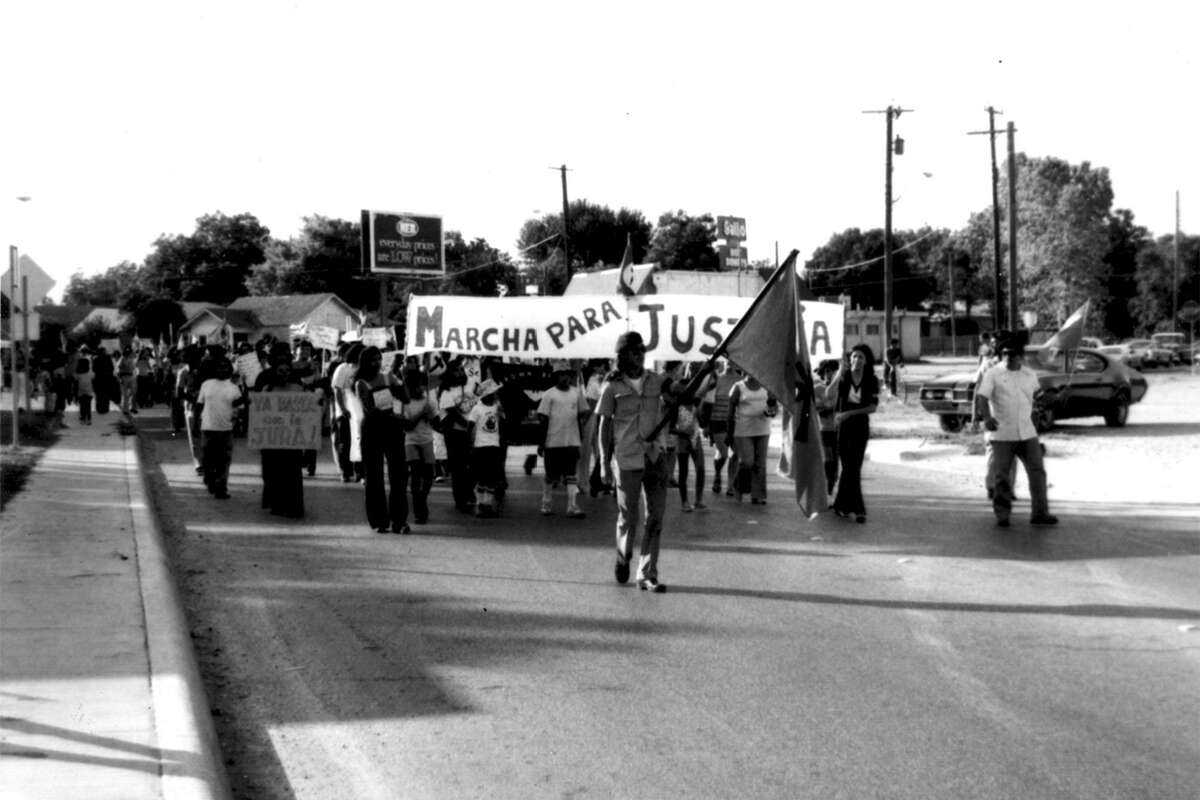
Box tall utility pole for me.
[864,105,911,349]
[557,165,572,282]
[948,252,957,356]
[1006,122,1019,332]
[1174,190,1181,333]
[8,246,18,448]
[969,107,1005,330]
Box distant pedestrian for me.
[194,357,244,500]
[597,331,671,593]
[536,361,590,518]
[468,379,505,517]
[884,337,904,398]
[822,344,879,523]
[118,346,137,415]
[699,359,740,497]
[974,333,1057,529]
[671,387,706,512]
[330,342,365,483]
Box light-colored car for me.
[1098,343,1144,370]
[1124,338,1166,367]
[1150,332,1188,364]
[1080,336,1104,349]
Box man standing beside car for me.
[974,333,1057,529]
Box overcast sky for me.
[2,0,1196,302]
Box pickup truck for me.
[1150,332,1187,365]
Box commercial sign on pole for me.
[361,210,445,277]
[716,216,748,271]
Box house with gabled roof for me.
[177,293,361,346]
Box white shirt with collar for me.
[976,362,1039,441]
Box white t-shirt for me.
[468,401,502,448]
[537,385,589,448]
[976,364,1039,441]
[196,378,242,431]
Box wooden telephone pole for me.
[969,107,1005,330]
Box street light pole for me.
[865,105,911,353]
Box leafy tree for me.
[1002,154,1113,328]
[647,211,718,272]
[803,227,938,311]
[245,215,374,308]
[516,200,652,278]
[131,298,187,342]
[1131,233,1200,333]
[62,261,148,308]
[1100,209,1150,340]
[442,231,519,297]
[144,212,270,305]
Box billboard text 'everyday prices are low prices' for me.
[362,210,445,277]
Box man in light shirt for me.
[974,334,1057,528]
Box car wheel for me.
[938,414,965,433]
[1104,393,1130,427]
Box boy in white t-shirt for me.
[467,380,505,518]
[536,362,591,518]
[194,358,245,499]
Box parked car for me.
[1150,332,1188,364]
[1125,338,1168,367]
[919,346,1149,433]
[1097,343,1144,370]
[1080,336,1104,349]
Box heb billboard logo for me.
[362,209,445,276]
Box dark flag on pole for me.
[616,233,637,297]
[722,251,827,517]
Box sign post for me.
[716,216,748,271]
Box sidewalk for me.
[0,411,230,800]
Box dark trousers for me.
[833,418,869,515]
[332,413,356,480]
[78,394,93,423]
[443,429,475,509]
[820,429,839,493]
[201,430,234,493]
[362,415,407,530]
[261,449,305,518]
[408,460,433,522]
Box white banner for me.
[405,295,844,361]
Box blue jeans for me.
[615,453,669,581]
[988,438,1049,520]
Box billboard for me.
[361,210,445,276]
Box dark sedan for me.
[919,347,1149,433]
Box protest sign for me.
[247,391,322,450]
[361,327,391,348]
[308,324,341,352]
[404,294,843,361]
[235,352,262,387]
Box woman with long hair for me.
[823,344,879,523]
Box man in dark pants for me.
[329,342,364,482]
[974,333,1058,528]
[883,337,904,398]
[597,332,671,593]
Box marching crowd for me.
[14,324,1055,592]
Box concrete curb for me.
[123,431,233,800]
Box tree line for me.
[60,153,1198,344]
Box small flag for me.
[616,234,636,297]
[1043,300,1091,358]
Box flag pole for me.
[644,250,800,441]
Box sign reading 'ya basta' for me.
[405,294,844,360]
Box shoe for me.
[566,507,586,519]
[214,491,230,500]
[540,500,553,516]
[638,577,666,593]
[855,514,866,524]
[751,498,766,505]
[681,503,694,512]
[1030,514,1059,526]
[306,468,316,477]
[693,502,706,510]
[725,489,734,497]
[996,518,1011,528]
[712,479,722,494]
[614,559,630,585]
[392,524,411,535]
[834,510,851,519]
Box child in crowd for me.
[672,390,706,511]
[468,379,505,517]
[401,368,439,525]
[536,361,590,518]
[814,359,841,494]
[75,351,95,426]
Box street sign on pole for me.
[0,254,55,310]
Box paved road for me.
[135,408,1200,800]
